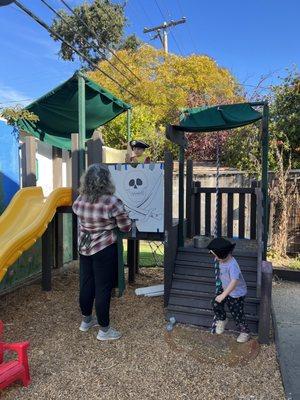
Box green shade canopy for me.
[17,71,131,150]
[173,103,262,133]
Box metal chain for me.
[211,132,222,333]
[214,132,221,238]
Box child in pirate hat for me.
[125,140,151,163]
[207,237,250,343]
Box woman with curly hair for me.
[72,164,132,341]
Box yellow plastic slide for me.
[0,187,72,281]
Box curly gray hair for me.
[79,164,115,203]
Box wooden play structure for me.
[164,102,272,344]
[0,71,132,290]
[0,72,273,347]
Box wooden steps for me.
[169,289,260,315]
[166,305,259,333]
[167,246,260,333]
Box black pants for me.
[212,294,250,333]
[79,243,118,328]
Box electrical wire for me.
[175,0,197,54]
[13,0,138,99]
[59,0,141,82]
[41,0,136,85]
[0,99,33,105]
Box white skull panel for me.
[123,170,148,205]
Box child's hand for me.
[215,294,225,303]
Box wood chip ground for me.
[0,265,285,400]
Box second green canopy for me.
[173,103,262,132]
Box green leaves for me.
[0,106,39,126]
[50,0,128,64]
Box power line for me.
[153,0,184,55]
[137,0,155,26]
[41,0,136,85]
[0,99,33,105]
[175,0,197,54]
[59,0,141,82]
[13,0,138,99]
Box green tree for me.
[50,0,140,64]
[223,69,300,173]
[223,70,300,257]
[0,106,38,126]
[89,45,242,157]
[269,70,300,168]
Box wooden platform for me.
[166,245,260,333]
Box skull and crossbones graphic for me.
[123,171,148,205]
[123,170,161,222]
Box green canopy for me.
[173,103,262,132]
[17,71,131,150]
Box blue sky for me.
[0,0,299,108]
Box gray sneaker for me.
[237,332,250,343]
[79,316,99,332]
[97,327,122,341]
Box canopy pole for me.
[78,73,86,177]
[261,102,269,260]
[178,146,185,247]
[126,109,131,142]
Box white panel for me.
[36,142,53,196]
[109,163,164,233]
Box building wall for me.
[0,120,20,212]
[0,133,72,294]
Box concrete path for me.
[272,281,300,400]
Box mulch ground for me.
[0,265,285,400]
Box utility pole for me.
[143,17,186,54]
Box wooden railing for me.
[192,186,259,239]
[186,160,262,241]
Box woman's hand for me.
[215,294,225,303]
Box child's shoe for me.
[97,327,122,341]
[215,318,228,334]
[237,332,250,343]
[79,316,98,332]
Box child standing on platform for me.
[207,238,250,343]
[125,140,150,163]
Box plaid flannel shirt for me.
[72,195,132,256]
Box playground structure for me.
[0,71,273,345]
[0,71,132,290]
[164,102,272,344]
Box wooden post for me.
[164,151,176,306]
[42,220,54,291]
[227,193,234,238]
[135,240,140,274]
[52,146,63,269]
[87,129,103,166]
[258,261,273,344]
[261,102,269,260]
[250,181,258,240]
[194,181,201,236]
[178,146,185,247]
[21,136,36,187]
[66,150,72,187]
[127,239,138,284]
[71,133,79,260]
[186,159,194,238]
[256,188,263,297]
